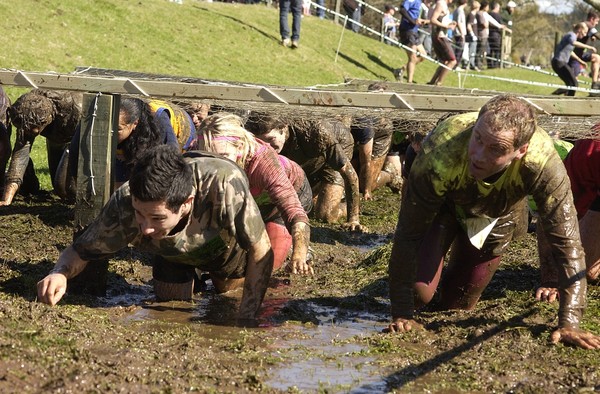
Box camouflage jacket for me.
[73,154,266,270]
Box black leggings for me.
[552,58,578,96]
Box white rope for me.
[86,92,102,197]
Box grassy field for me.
[2,0,589,190]
[2,2,600,392]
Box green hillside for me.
[0,0,580,97]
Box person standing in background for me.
[466,1,481,70]
[500,1,516,64]
[280,0,302,48]
[453,0,468,69]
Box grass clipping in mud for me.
[1,190,600,392]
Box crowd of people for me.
[0,84,599,349]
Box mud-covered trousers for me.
[399,204,522,311]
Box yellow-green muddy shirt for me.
[390,112,585,329]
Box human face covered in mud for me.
[467,97,534,181]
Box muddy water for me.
[265,303,389,393]
[107,282,390,392]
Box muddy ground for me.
[0,187,599,393]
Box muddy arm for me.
[339,160,363,231]
[1,138,34,206]
[238,231,274,321]
[290,221,312,275]
[37,245,89,306]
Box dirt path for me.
[0,190,599,393]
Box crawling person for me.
[37,145,273,322]
[55,97,196,200]
[536,125,600,302]
[0,87,11,193]
[247,113,365,232]
[350,83,394,201]
[197,112,312,275]
[387,94,600,349]
[1,89,82,206]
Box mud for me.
[1,189,599,393]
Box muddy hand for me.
[535,286,559,302]
[342,221,368,233]
[383,318,422,333]
[290,257,314,275]
[37,273,68,306]
[551,327,600,349]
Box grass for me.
[2,0,593,190]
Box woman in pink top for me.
[197,112,313,275]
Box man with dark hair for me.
[393,0,429,83]
[386,94,600,349]
[37,145,274,322]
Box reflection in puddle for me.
[266,303,389,393]
[100,275,389,391]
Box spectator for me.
[552,22,596,97]
[343,0,363,33]
[487,2,509,68]
[453,0,468,68]
[385,94,600,349]
[383,4,399,45]
[419,0,433,55]
[466,1,481,70]
[280,0,302,48]
[37,145,274,323]
[427,0,457,86]
[500,0,516,64]
[1,90,82,206]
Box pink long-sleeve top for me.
[246,138,309,229]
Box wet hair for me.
[478,94,536,149]
[8,90,54,134]
[246,112,290,139]
[119,97,162,166]
[197,112,257,167]
[129,145,193,212]
[367,82,388,91]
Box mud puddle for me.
[265,303,389,393]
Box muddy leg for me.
[0,123,9,192]
[313,183,345,223]
[210,275,245,293]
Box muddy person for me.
[248,113,366,232]
[0,87,11,194]
[387,94,600,349]
[537,126,600,301]
[197,112,313,275]
[0,89,82,206]
[37,145,273,322]
[55,97,196,200]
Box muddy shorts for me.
[152,246,248,283]
[308,166,344,188]
[400,30,420,47]
[432,35,456,62]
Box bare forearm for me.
[51,245,89,279]
[238,232,273,319]
[340,162,361,223]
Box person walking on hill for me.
[393,0,429,83]
[280,0,302,48]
